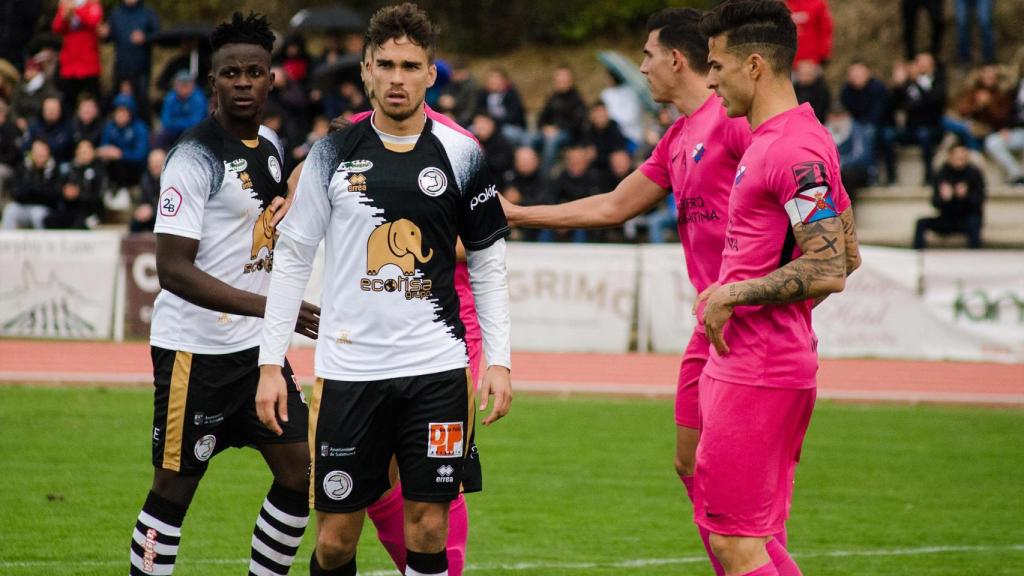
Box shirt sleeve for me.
[153,141,216,240]
[258,233,318,367]
[466,238,511,369]
[638,125,673,189]
[457,150,510,251]
[278,137,334,247]
[772,146,842,227]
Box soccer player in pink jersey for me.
[692,1,861,575]
[502,8,763,572]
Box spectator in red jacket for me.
[786,0,833,68]
[51,0,103,112]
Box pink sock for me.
[739,561,780,576]
[366,482,470,576]
[446,495,468,576]
[766,537,801,576]
[682,475,726,576]
[367,484,407,571]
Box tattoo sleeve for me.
[728,216,848,306]
[839,208,861,275]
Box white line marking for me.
[2,544,1022,571]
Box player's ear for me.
[747,53,763,81]
[671,48,686,73]
[426,62,437,89]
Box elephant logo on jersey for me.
[194,434,216,462]
[245,206,277,274]
[366,219,433,276]
[418,167,447,197]
[323,470,353,501]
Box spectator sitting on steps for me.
[913,143,985,249]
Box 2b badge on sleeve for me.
[427,422,464,458]
[159,187,182,217]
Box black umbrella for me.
[311,53,362,85]
[152,23,214,47]
[290,5,365,33]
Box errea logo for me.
[436,464,455,483]
[469,184,498,211]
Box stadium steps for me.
[853,147,1024,248]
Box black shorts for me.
[310,367,480,512]
[150,346,308,475]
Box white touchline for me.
[2,544,1022,572]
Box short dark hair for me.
[365,3,439,62]
[647,8,710,75]
[210,11,275,54]
[699,0,797,74]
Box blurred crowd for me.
[0,0,1020,248]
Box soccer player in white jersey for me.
[256,5,513,576]
[127,13,320,576]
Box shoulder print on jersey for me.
[430,120,483,194]
[784,161,838,225]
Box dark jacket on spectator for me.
[841,77,889,125]
[538,88,587,135]
[933,162,985,220]
[478,87,526,129]
[479,132,515,185]
[0,0,42,71]
[107,0,159,78]
[1009,80,1024,129]
[552,166,607,203]
[24,116,74,164]
[582,120,629,171]
[47,158,104,228]
[507,168,551,206]
[442,78,478,127]
[72,116,104,147]
[795,76,831,124]
[0,118,21,168]
[892,72,947,129]
[12,77,60,127]
[12,153,60,208]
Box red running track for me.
[1,340,1021,406]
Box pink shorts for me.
[675,330,710,429]
[693,374,816,537]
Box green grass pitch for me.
[0,386,1022,575]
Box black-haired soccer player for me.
[257,4,512,576]
[693,1,860,575]
[127,12,320,576]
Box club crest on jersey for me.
[268,155,282,183]
[323,470,353,501]
[226,158,247,172]
[348,173,368,193]
[159,187,182,217]
[418,167,447,197]
[338,159,373,173]
[692,142,706,163]
[734,165,747,186]
[194,434,216,462]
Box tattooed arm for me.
[812,207,860,307]
[703,215,848,354]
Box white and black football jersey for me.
[150,118,286,354]
[280,114,509,381]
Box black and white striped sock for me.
[129,491,186,576]
[248,482,309,576]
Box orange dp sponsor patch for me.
[428,422,464,458]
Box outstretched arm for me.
[502,169,668,230]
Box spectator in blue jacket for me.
[156,71,206,148]
[102,0,159,121]
[839,61,889,184]
[98,93,149,189]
